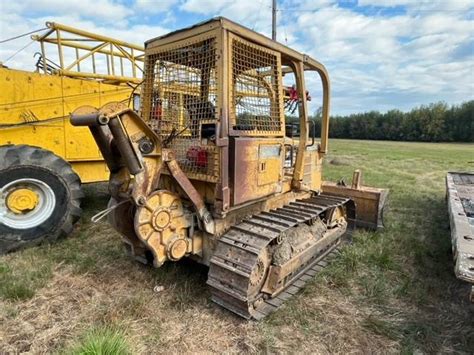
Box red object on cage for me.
[289,85,298,101]
[186,146,208,168]
[152,102,162,120]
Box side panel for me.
[0,68,133,183]
[0,68,65,156]
[227,33,284,137]
[230,137,283,206]
[302,147,323,191]
[141,30,221,184]
[63,77,102,160]
[71,161,109,183]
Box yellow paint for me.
[154,210,171,229]
[6,188,39,214]
[68,161,109,183]
[310,150,323,191]
[134,190,191,267]
[232,138,283,205]
[168,239,188,260]
[0,67,134,183]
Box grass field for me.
[1,139,473,354]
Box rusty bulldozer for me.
[70,18,387,319]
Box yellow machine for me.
[70,18,387,319]
[0,23,144,253]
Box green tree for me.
[292,100,473,142]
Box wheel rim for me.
[0,178,56,229]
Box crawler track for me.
[207,193,354,319]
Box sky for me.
[0,0,473,115]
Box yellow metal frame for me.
[32,22,144,84]
[227,32,285,137]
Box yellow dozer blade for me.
[322,170,388,230]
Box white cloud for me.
[3,0,133,23]
[134,0,179,14]
[292,3,473,113]
[358,0,474,12]
[297,8,410,65]
[358,0,426,7]
[180,0,226,14]
[180,0,274,35]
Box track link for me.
[207,193,354,319]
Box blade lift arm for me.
[70,103,215,235]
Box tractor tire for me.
[0,145,83,254]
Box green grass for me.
[0,185,125,302]
[322,141,468,306]
[1,139,473,353]
[67,327,131,355]
[262,140,474,353]
[0,254,53,300]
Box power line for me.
[0,27,47,44]
[1,27,49,64]
[3,39,36,63]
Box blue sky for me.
[1,0,473,115]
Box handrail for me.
[303,55,330,154]
[31,22,145,85]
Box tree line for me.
[291,101,473,142]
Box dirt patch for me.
[273,220,326,265]
[328,157,352,166]
[1,269,99,353]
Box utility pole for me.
[272,0,277,41]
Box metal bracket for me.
[165,156,215,234]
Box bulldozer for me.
[70,17,387,319]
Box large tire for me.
[0,145,83,254]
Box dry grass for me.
[1,140,473,354]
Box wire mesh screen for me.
[144,37,219,182]
[231,37,282,134]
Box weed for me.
[67,326,131,355]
